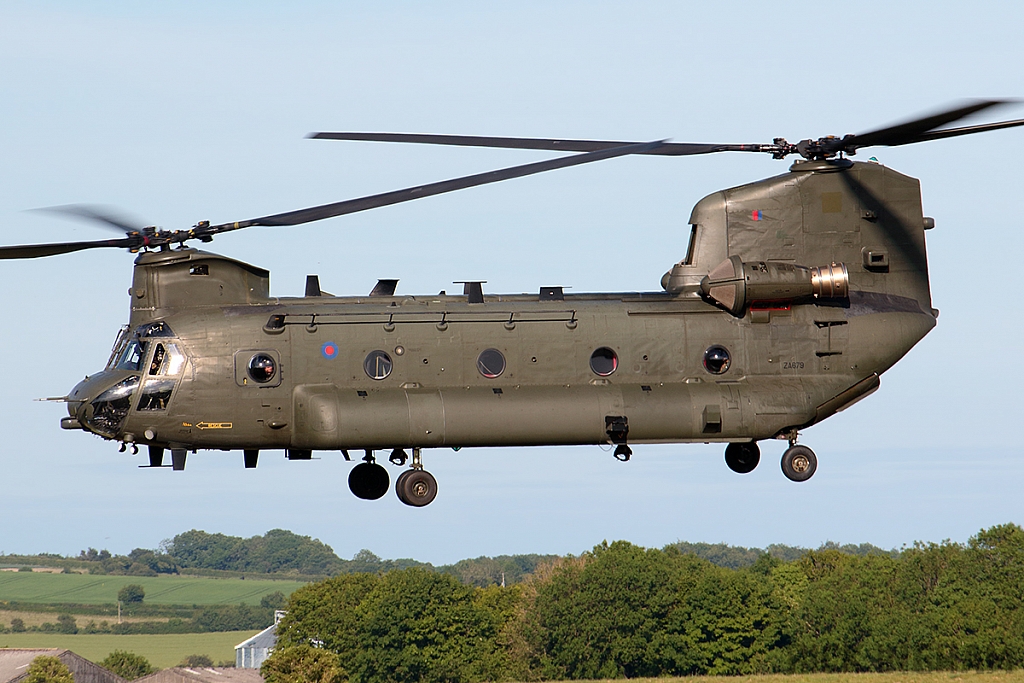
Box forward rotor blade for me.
[0,238,136,260]
[35,204,146,233]
[215,139,665,231]
[309,132,766,157]
[842,99,1013,151]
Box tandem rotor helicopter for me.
[5,100,1023,507]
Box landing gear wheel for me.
[349,462,390,499]
[396,469,438,507]
[724,441,760,474]
[781,445,817,482]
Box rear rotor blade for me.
[0,238,136,260]
[213,139,666,231]
[309,132,770,157]
[887,117,1024,146]
[841,99,1014,151]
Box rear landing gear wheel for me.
[396,469,438,507]
[781,445,817,482]
[349,462,390,499]
[724,441,760,474]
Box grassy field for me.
[0,572,307,606]
[0,610,170,629]
[0,631,259,668]
[661,675,1024,683]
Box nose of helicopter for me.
[63,370,139,438]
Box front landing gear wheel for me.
[781,445,817,482]
[396,469,438,507]
[349,462,390,499]
[724,441,760,474]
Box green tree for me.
[261,590,287,609]
[181,654,214,667]
[165,528,344,575]
[248,528,342,574]
[10,617,26,632]
[440,554,558,587]
[667,559,778,674]
[472,583,530,680]
[195,603,273,631]
[56,614,78,634]
[100,650,156,680]
[262,645,345,683]
[350,568,504,683]
[24,656,73,683]
[128,547,179,574]
[118,583,145,604]
[276,572,379,655]
[530,542,695,678]
[164,529,247,571]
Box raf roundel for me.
[321,342,339,360]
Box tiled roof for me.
[0,648,127,683]
[0,649,61,682]
[134,667,263,683]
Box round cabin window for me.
[247,354,277,383]
[477,348,506,378]
[364,350,393,380]
[589,347,618,376]
[703,345,731,375]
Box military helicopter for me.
[4,100,1022,507]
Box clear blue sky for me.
[1,1,1023,564]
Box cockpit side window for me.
[115,340,148,371]
[137,379,176,411]
[138,343,187,411]
[148,343,186,376]
[682,225,699,266]
[106,325,130,370]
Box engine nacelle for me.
[700,256,848,315]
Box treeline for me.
[263,524,1024,683]
[0,593,287,635]
[3,529,893,583]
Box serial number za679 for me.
[782,361,805,370]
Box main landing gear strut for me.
[723,434,818,482]
[347,448,438,506]
[394,448,438,507]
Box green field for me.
[0,631,259,668]
[0,572,307,606]
[599,675,1024,683]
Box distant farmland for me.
[0,573,307,606]
[0,631,259,668]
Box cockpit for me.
[73,321,188,439]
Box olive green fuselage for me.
[69,159,937,455]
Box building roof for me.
[0,649,127,683]
[0,649,51,683]
[234,624,277,651]
[134,667,263,683]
